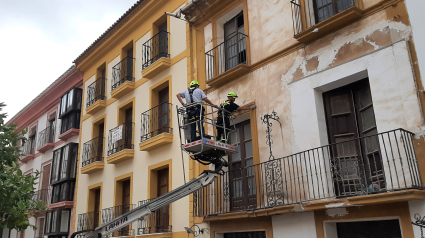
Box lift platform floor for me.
[182,138,239,154]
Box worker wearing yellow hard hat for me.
[216,92,256,143]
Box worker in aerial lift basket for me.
[177,80,218,142]
[216,92,256,143]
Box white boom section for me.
[93,172,217,237]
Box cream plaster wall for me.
[170,3,187,58]
[272,212,317,238]
[409,200,425,238]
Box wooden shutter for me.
[41,164,51,190]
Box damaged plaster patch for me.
[325,203,345,208]
[412,126,425,139]
[281,20,412,83]
[326,208,348,217]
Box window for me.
[313,0,355,23]
[224,11,246,70]
[336,219,401,238]
[44,208,71,236]
[60,110,81,134]
[59,88,82,118]
[50,143,78,203]
[228,120,256,211]
[323,78,381,196]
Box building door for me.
[119,180,131,235]
[124,108,133,149]
[158,87,170,135]
[41,164,51,203]
[126,48,134,80]
[156,168,169,232]
[323,78,382,196]
[228,120,256,211]
[223,231,266,238]
[336,219,401,238]
[224,12,246,71]
[97,123,104,161]
[94,189,101,228]
[313,0,354,23]
[158,22,168,58]
[38,218,45,237]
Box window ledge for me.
[58,128,80,141]
[206,64,251,88]
[86,100,106,115]
[107,149,134,164]
[81,161,104,174]
[295,6,362,43]
[111,81,136,99]
[139,133,173,151]
[37,143,55,153]
[141,58,171,79]
[49,201,74,209]
[20,154,35,163]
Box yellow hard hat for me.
[227,92,238,98]
[190,81,200,87]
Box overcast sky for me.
[0,0,138,122]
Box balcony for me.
[139,103,173,151]
[77,211,100,231]
[32,189,50,204]
[141,31,171,79]
[59,111,80,141]
[194,129,424,218]
[86,77,107,114]
[102,204,135,225]
[205,33,249,88]
[111,57,135,99]
[81,137,105,174]
[20,138,36,163]
[137,200,171,235]
[36,126,55,153]
[291,0,362,43]
[107,122,134,164]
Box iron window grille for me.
[21,136,36,155]
[140,103,173,142]
[82,136,104,167]
[290,0,360,36]
[142,31,170,70]
[194,129,422,216]
[111,57,135,92]
[77,211,101,231]
[107,122,134,156]
[205,32,247,81]
[32,189,50,205]
[101,204,135,225]
[87,77,107,107]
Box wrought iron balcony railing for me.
[82,137,104,167]
[137,200,171,235]
[141,103,173,142]
[21,138,36,155]
[77,211,100,231]
[290,0,360,35]
[205,32,247,81]
[113,229,135,237]
[37,126,55,148]
[32,189,50,205]
[142,31,170,70]
[101,204,135,225]
[107,122,134,156]
[111,56,135,92]
[87,77,107,107]
[194,129,422,216]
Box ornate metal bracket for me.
[412,213,425,238]
[261,110,281,160]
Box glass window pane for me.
[45,212,51,233]
[230,152,240,162]
[60,210,70,232]
[243,123,251,140]
[61,95,67,115]
[67,89,74,110]
[51,210,57,232]
[245,140,253,158]
[60,146,69,180]
[246,158,253,167]
[229,127,239,144]
[69,145,78,178]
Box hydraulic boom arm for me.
[71,171,218,238]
